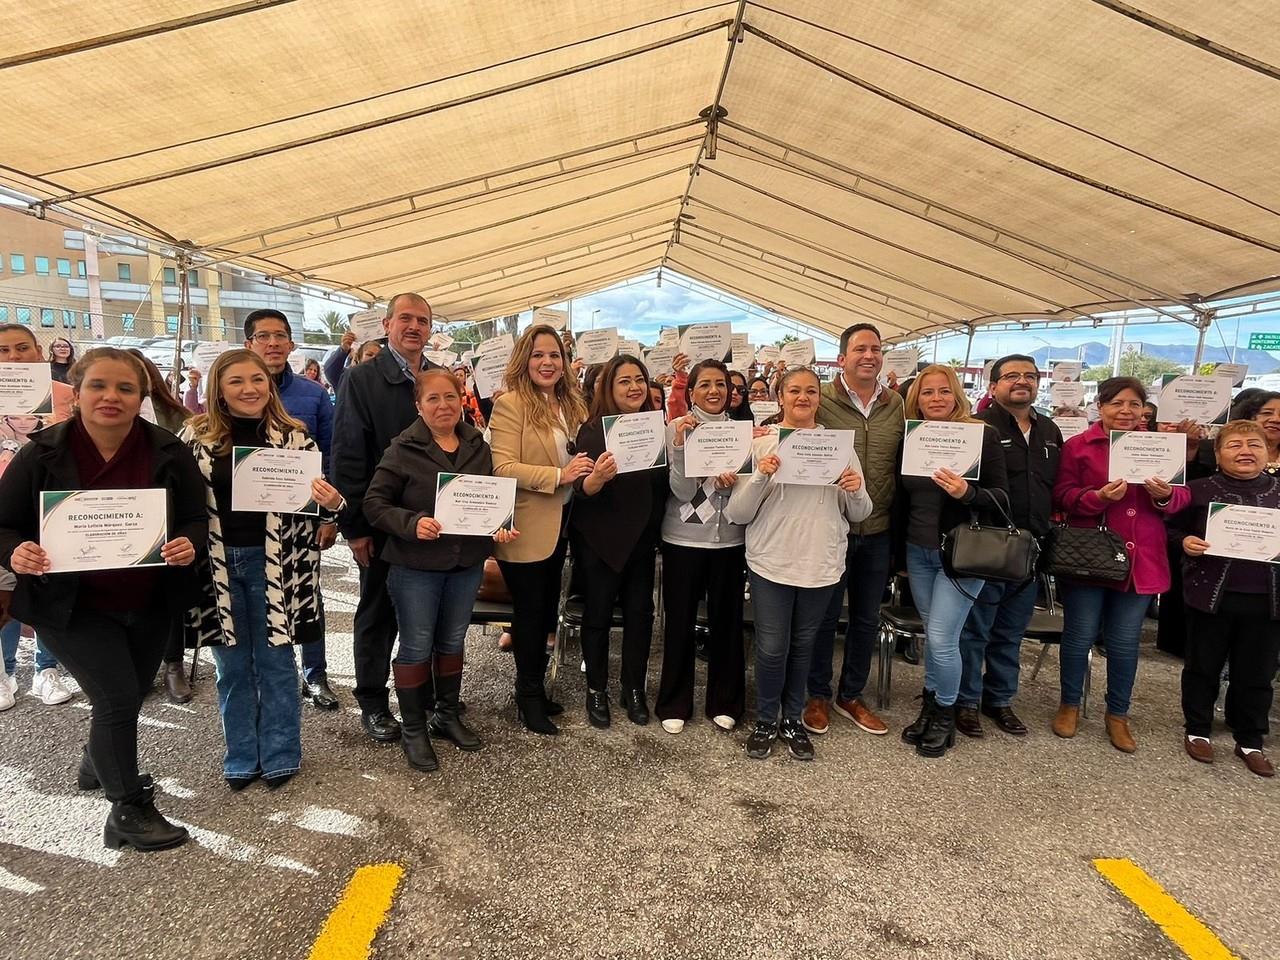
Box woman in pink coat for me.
[1051,377,1191,753]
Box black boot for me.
[77,747,153,797]
[103,798,188,852]
[428,655,482,752]
[515,686,559,736]
[917,702,956,759]
[901,688,936,745]
[392,663,438,772]
[620,688,650,726]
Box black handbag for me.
[941,490,1040,587]
[1043,519,1131,582]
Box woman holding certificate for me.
[490,324,593,735]
[0,347,207,851]
[896,365,1008,759]
[726,368,872,761]
[1052,377,1191,753]
[656,359,748,734]
[569,354,668,728]
[364,369,519,771]
[182,350,344,791]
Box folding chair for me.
[877,575,923,711]
[1026,575,1092,716]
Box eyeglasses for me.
[249,332,291,344]
[997,372,1040,384]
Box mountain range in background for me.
[1016,342,1280,375]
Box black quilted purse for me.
[1043,519,1131,582]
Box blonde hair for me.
[905,364,976,422]
[189,348,304,454]
[503,324,587,436]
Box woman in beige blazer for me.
[490,324,592,734]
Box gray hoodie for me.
[725,428,872,588]
[661,405,747,549]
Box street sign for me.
[1248,333,1280,350]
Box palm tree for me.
[313,310,347,345]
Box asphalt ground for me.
[0,543,1275,960]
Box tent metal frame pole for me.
[1192,309,1215,367]
[962,325,976,370]
[173,251,192,393]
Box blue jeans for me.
[210,546,301,779]
[295,625,327,684]
[2,619,58,675]
[386,563,485,666]
[958,578,1039,708]
[1059,583,1149,716]
[750,571,838,724]
[808,531,892,702]
[905,544,983,708]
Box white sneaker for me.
[712,714,736,731]
[31,668,73,705]
[0,674,16,711]
[660,718,685,735]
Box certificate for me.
[881,349,918,382]
[657,326,679,346]
[191,341,233,373]
[424,350,457,367]
[618,339,643,358]
[428,330,454,350]
[470,335,514,398]
[575,328,619,366]
[532,307,569,330]
[603,409,667,473]
[434,473,516,536]
[902,420,985,480]
[349,308,386,345]
[684,420,753,477]
[287,353,307,374]
[1050,360,1082,382]
[779,338,816,366]
[755,345,781,366]
[773,428,853,485]
[729,333,752,366]
[40,488,168,573]
[1158,375,1231,425]
[750,400,780,426]
[1108,430,1186,484]
[0,363,53,416]
[645,344,678,373]
[1053,416,1090,441]
[677,323,732,364]
[231,447,322,514]
[1204,502,1280,563]
[1050,381,1085,408]
[1212,362,1248,387]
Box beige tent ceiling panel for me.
[3,0,1278,338]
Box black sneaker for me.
[778,719,815,761]
[745,721,778,760]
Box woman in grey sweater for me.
[727,367,872,761]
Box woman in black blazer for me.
[570,355,668,727]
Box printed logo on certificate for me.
[603,409,668,473]
[902,420,984,481]
[684,420,753,477]
[0,362,54,416]
[1204,502,1280,563]
[773,428,853,486]
[1158,374,1231,425]
[232,447,322,514]
[434,473,517,536]
[40,488,168,573]
[1107,430,1186,485]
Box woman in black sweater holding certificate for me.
[570,354,669,728]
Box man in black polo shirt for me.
[331,292,441,743]
[957,354,1062,738]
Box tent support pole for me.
[1192,309,1215,368]
[962,325,975,372]
[173,251,192,394]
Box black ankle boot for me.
[428,661,482,752]
[515,691,559,736]
[77,748,154,797]
[586,689,611,728]
[103,798,188,852]
[917,702,956,759]
[620,688,650,726]
[901,688,936,745]
[393,664,438,772]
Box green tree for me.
[774,333,799,347]
[1082,348,1184,382]
[310,310,347,346]
[1198,362,1217,376]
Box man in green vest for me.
[804,323,904,738]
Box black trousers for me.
[498,535,569,698]
[39,606,168,804]
[353,549,398,713]
[656,542,746,723]
[573,534,656,694]
[1183,593,1280,748]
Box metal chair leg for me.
[876,623,893,710]
[1082,646,1093,719]
[1029,643,1051,682]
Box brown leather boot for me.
[163,661,192,704]
[1051,703,1080,739]
[1105,712,1136,753]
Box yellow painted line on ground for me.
[1093,858,1241,960]
[308,863,406,960]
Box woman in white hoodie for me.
[727,367,872,760]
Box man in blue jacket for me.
[243,309,339,711]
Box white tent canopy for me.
[3,1,1278,340]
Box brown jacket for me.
[489,392,574,562]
